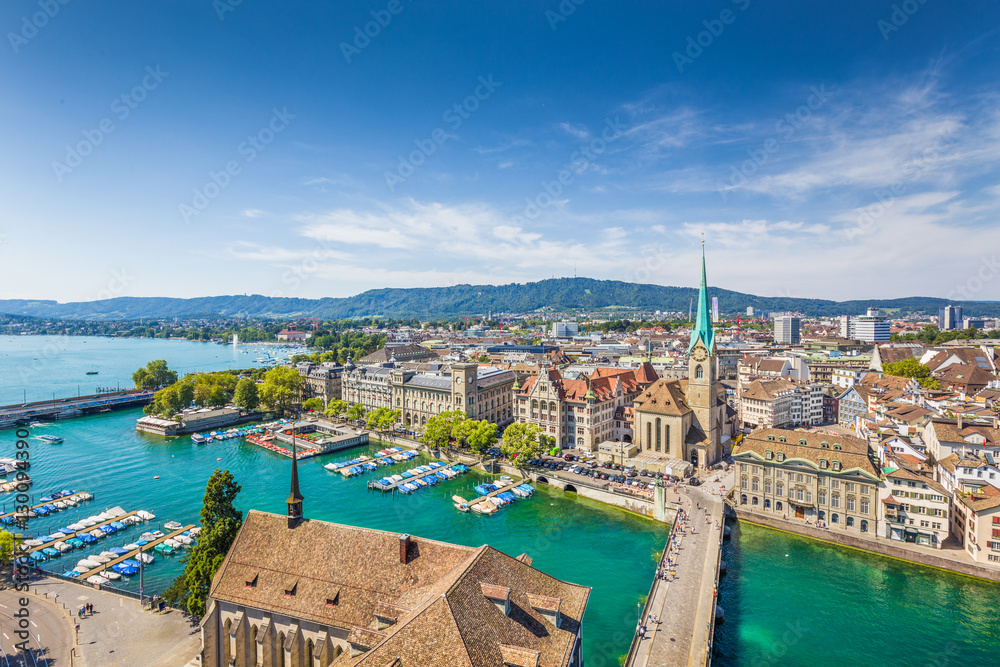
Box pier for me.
[0,491,94,522]
[246,420,368,459]
[465,478,523,510]
[0,390,155,428]
[75,524,196,580]
[367,463,461,491]
[20,510,138,555]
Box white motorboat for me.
[86,575,108,585]
[90,554,110,564]
[176,535,193,545]
[189,527,202,536]
[22,539,44,548]
[136,510,155,521]
[77,492,93,500]
[89,529,105,539]
[76,559,100,570]
[53,542,72,553]
[163,538,182,549]
[124,543,140,550]
[68,522,85,531]
[54,501,66,509]
[136,552,154,564]
[164,521,183,531]
[99,551,118,559]
[103,571,121,580]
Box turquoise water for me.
[7,408,664,666]
[0,335,300,405]
[714,520,1000,666]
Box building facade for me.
[773,316,801,344]
[733,429,881,534]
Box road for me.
[0,589,72,667]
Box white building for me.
[552,321,580,338]
[841,308,891,343]
[774,316,801,344]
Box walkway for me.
[28,577,200,667]
[628,468,732,667]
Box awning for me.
[882,495,902,506]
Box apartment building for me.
[880,466,950,548]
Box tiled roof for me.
[211,512,590,667]
[956,485,1000,512]
[741,378,796,401]
[633,378,691,417]
[734,428,878,477]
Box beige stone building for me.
[733,429,882,535]
[951,486,1000,566]
[879,465,950,548]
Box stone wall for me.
[736,510,1000,583]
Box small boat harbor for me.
[453,477,536,515]
[14,496,202,588]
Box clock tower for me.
[687,243,722,469]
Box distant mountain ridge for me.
[0,278,996,320]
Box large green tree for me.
[259,367,304,415]
[165,470,243,616]
[883,358,940,390]
[133,359,178,389]
[302,398,324,412]
[346,403,366,422]
[324,399,348,421]
[233,378,260,411]
[500,422,544,465]
[366,406,401,435]
[421,410,467,449]
[464,420,499,455]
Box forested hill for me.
[1,278,996,320]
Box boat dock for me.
[0,491,94,522]
[368,463,462,491]
[466,479,523,510]
[75,524,195,581]
[20,511,138,555]
[0,390,155,429]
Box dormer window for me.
[765,450,773,460]
[799,438,807,445]
[779,436,786,443]
[832,461,842,472]
[767,434,775,441]
[245,574,258,589]
[284,581,297,598]
[833,443,842,451]
[820,459,829,469]
[776,452,785,462]
[821,441,829,449]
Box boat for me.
[86,575,108,585]
[78,534,97,545]
[164,521,183,531]
[86,371,99,375]
[154,543,175,554]
[53,542,72,553]
[454,503,470,512]
[191,434,209,444]
[109,547,129,556]
[42,547,61,558]
[37,435,63,444]
[90,554,110,564]
[136,552,154,564]
[103,571,121,580]
[136,510,155,521]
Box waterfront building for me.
[633,248,730,472]
[879,465,950,548]
[773,316,801,344]
[513,363,656,450]
[296,363,343,407]
[136,406,250,436]
[200,444,590,666]
[276,329,309,341]
[733,429,881,533]
[951,486,1000,566]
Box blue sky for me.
[2,0,999,304]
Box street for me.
[0,589,72,667]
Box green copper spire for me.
[689,242,715,354]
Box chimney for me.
[957,414,963,429]
[399,534,410,565]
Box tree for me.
[500,422,543,465]
[259,366,304,415]
[132,359,177,389]
[0,531,15,567]
[366,406,401,435]
[465,420,498,455]
[207,385,228,408]
[166,470,243,616]
[324,399,348,421]
[346,403,366,422]
[233,378,260,411]
[883,358,941,390]
[177,382,195,408]
[302,398,324,412]
[421,410,466,449]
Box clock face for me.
[692,346,708,362]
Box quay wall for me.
[736,509,1000,584]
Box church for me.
[632,247,731,474]
[199,444,590,666]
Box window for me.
[777,452,785,462]
[818,491,826,505]
[776,483,783,496]
[776,501,783,511]
[696,364,704,379]
[656,418,662,452]
[752,496,759,506]
[764,481,772,494]
[832,461,842,472]
[766,450,773,460]
[847,516,854,527]
[845,482,855,492]
[831,494,840,508]
[796,473,803,483]
[846,497,855,512]
[832,513,839,524]
[741,477,748,490]
[861,520,869,532]
[860,500,869,515]
[752,478,759,492]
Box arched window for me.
[655,418,662,452]
[752,496,758,506]
[847,516,854,527]
[860,520,869,532]
[831,513,839,524]
[740,494,747,505]
[764,499,771,509]
[695,365,704,379]
[647,423,652,450]
[577,438,583,445]
[532,399,538,410]
[776,501,783,512]
[818,510,825,521]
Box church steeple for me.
[286,435,304,529]
[688,241,715,354]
